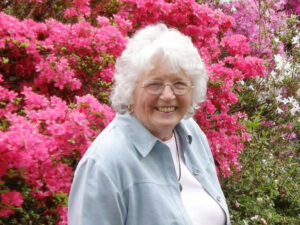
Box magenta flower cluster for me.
[219,0,288,71]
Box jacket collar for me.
[116,113,193,157]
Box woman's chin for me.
[152,117,179,130]
[152,109,183,126]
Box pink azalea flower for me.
[1,191,24,207]
[0,208,15,218]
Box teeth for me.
[157,107,176,112]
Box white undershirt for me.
[163,134,226,225]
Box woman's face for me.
[132,67,193,140]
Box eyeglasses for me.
[141,80,193,95]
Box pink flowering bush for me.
[212,0,288,71]
[0,79,115,223]
[0,12,127,102]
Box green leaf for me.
[2,57,9,64]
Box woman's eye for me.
[146,82,163,90]
[173,81,188,89]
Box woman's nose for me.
[159,85,175,101]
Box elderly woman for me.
[68,24,230,225]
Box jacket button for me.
[217,196,221,202]
[192,169,201,175]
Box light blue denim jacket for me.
[68,113,231,225]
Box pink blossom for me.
[289,132,296,140]
[113,15,133,35]
[0,208,15,218]
[64,8,79,18]
[22,87,49,110]
[57,206,68,225]
[97,16,110,27]
[1,191,24,207]
[221,34,251,56]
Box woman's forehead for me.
[142,67,190,81]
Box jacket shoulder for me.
[79,121,137,173]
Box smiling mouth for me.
[156,106,177,112]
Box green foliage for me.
[222,115,299,224]
[1,0,68,22]
[0,117,10,131]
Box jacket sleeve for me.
[68,157,126,225]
